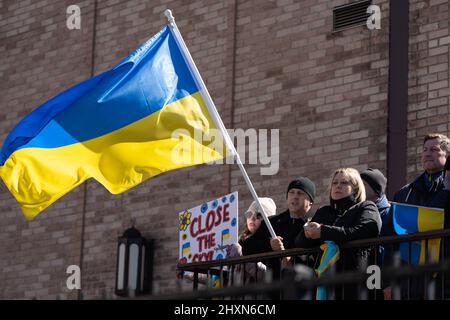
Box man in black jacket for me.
[255,177,316,299]
[241,176,316,257]
[442,157,450,299]
[238,177,316,299]
[393,133,450,209]
[390,133,450,299]
[270,177,316,251]
[268,177,316,282]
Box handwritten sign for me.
[178,192,238,265]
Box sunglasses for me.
[245,211,263,220]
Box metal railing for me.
[171,229,450,300]
[142,260,450,300]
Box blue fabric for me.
[376,195,391,237]
[392,203,419,235]
[399,241,421,265]
[315,241,340,300]
[0,26,198,165]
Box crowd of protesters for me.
[178,132,450,300]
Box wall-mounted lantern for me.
[115,223,153,297]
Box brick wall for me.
[0,0,446,299]
[0,0,95,299]
[408,0,450,181]
[231,0,390,208]
[0,0,235,299]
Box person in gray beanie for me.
[360,168,390,237]
[360,168,392,300]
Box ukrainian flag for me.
[182,242,191,255]
[0,26,225,220]
[315,241,340,300]
[392,202,444,264]
[221,228,230,242]
[211,275,221,288]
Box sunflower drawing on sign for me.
[179,211,192,231]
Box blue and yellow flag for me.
[221,228,230,242]
[182,242,191,255]
[315,240,340,300]
[392,202,444,264]
[0,26,225,220]
[211,275,221,288]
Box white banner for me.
[178,192,238,264]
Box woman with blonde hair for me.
[295,168,381,299]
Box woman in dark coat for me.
[295,167,382,299]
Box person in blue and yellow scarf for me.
[295,168,381,300]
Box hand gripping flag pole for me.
[164,9,277,239]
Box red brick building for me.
[0,0,449,299]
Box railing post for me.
[193,271,199,290]
[442,236,446,299]
[424,239,429,300]
[408,241,411,300]
[392,252,401,300]
[359,252,368,301]
[373,245,379,300]
[341,250,345,300]
[253,261,258,299]
[219,266,224,297]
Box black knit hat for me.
[287,177,316,202]
[360,168,387,197]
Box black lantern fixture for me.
[115,221,153,297]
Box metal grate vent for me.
[333,0,372,32]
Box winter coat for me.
[295,199,381,299]
[295,200,381,249]
[392,171,448,208]
[389,171,450,299]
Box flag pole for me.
[164,9,277,239]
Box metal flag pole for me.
[164,9,277,239]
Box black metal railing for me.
[172,229,450,300]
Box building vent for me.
[333,0,372,32]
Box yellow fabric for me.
[417,207,444,264]
[316,242,340,277]
[417,207,444,232]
